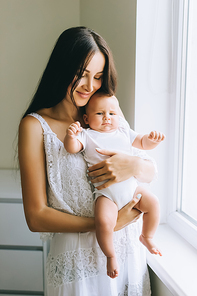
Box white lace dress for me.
[30,113,152,296]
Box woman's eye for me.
[94,76,102,80]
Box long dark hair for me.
[22,26,117,118]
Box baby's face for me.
[84,95,119,133]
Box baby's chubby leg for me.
[95,196,119,278]
[134,186,162,256]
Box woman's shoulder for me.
[19,107,55,132]
[19,114,42,131]
[18,116,45,165]
[19,115,44,143]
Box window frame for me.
[167,0,197,250]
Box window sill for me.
[147,224,197,296]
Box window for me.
[168,0,197,249]
[178,0,197,225]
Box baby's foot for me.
[139,234,162,256]
[107,256,119,278]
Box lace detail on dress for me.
[46,225,151,295]
[47,247,104,287]
[46,222,143,288]
[47,250,151,295]
[29,113,95,241]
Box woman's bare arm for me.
[87,149,155,190]
[18,116,94,233]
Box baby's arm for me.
[64,121,83,153]
[132,131,165,150]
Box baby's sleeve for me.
[119,116,138,144]
[76,129,87,151]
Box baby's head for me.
[83,92,120,133]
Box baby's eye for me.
[109,112,115,115]
[96,112,103,115]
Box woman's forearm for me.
[133,157,156,183]
[28,203,141,234]
[25,205,95,233]
[88,151,156,189]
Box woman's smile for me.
[76,91,92,99]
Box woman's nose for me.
[84,78,94,92]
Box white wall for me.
[0,0,80,168]
[80,0,137,127]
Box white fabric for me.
[77,117,139,209]
[29,113,151,296]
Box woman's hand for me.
[114,196,142,231]
[87,149,155,190]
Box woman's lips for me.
[77,91,91,98]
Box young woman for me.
[18,26,155,295]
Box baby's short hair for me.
[85,92,118,114]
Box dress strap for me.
[28,113,56,136]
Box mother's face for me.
[69,51,106,107]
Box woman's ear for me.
[83,114,89,124]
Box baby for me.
[64,93,165,279]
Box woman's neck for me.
[39,99,81,123]
[37,99,86,142]
[53,100,79,121]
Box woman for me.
[18,26,154,295]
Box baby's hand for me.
[148,131,165,142]
[67,121,82,138]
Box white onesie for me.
[77,117,139,210]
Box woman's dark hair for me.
[22,26,117,118]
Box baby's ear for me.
[83,114,89,124]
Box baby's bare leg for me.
[95,196,119,278]
[134,186,162,256]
